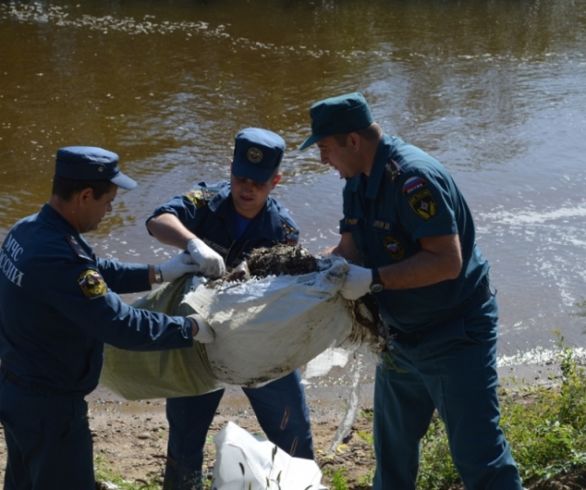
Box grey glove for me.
[186,237,226,278]
[188,312,215,344]
[158,252,199,283]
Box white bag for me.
[212,421,326,490]
[184,255,354,386]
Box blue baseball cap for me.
[299,92,374,150]
[231,128,285,183]
[55,146,137,190]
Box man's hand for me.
[188,313,215,343]
[340,264,373,300]
[186,237,226,278]
[158,252,199,282]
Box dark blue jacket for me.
[341,135,490,333]
[0,204,193,396]
[148,181,299,266]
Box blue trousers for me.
[373,294,523,490]
[163,369,314,490]
[0,377,94,490]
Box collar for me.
[39,203,79,235]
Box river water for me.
[1,0,585,376]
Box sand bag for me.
[100,251,366,400]
[212,421,326,490]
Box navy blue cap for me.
[55,146,137,190]
[231,128,285,183]
[299,92,374,150]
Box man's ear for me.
[78,187,95,203]
[270,173,282,188]
[348,132,361,151]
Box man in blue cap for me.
[147,127,314,490]
[0,146,215,489]
[300,93,523,489]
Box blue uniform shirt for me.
[0,204,193,396]
[147,181,299,266]
[341,134,489,333]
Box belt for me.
[0,365,68,396]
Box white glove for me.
[186,237,226,278]
[188,312,215,344]
[340,264,373,300]
[158,252,199,282]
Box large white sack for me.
[184,255,354,385]
[101,255,361,399]
[213,421,326,490]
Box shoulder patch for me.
[402,177,437,220]
[78,269,107,299]
[184,189,208,209]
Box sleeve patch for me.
[402,177,437,220]
[78,269,107,299]
[184,190,208,208]
[407,189,437,220]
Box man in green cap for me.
[300,92,523,489]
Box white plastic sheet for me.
[212,421,326,490]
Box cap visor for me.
[231,162,273,183]
[111,172,137,190]
[298,134,320,151]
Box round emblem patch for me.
[78,269,107,299]
[383,236,405,260]
[246,146,263,164]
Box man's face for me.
[230,173,280,219]
[317,135,359,179]
[79,185,118,233]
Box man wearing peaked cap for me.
[300,93,523,489]
[147,128,314,489]
[0,146,214,488]
[55,145,138,189]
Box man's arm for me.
[329,232,363,264]
[147,212,226,278]
[339,233,462,301]
[378,234,462,290]
[147,213,197,250]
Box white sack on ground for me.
[101,255,361,400]
[212,421,326,490]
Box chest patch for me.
[78,269,107,299]
[402,177,437,220]
[383,235,405,260]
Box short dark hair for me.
[51,175,115,201]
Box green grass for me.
[416,336,586,489]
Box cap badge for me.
[246,147,263,164]
[97,165,105,173]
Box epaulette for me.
[385,158,402,182]
[66,235,93,262]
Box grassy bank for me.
[96,338,586,490]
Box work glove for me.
[340,264,372,301]
[188,312,215,344]
[186,237,226,278]
[158,252,199,282]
